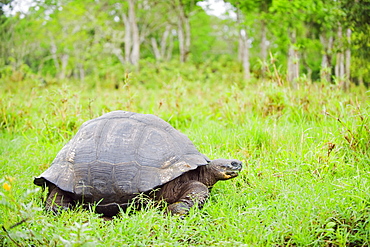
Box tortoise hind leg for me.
[46,184,74,213]
[167,180,209,216]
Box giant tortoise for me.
[34,111,242,216]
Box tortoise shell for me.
[34,111,209,205]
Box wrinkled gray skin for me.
[34,111,242,217]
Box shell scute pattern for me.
[34,111,209,205]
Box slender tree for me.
[168,0,203,63]
[122,0,140,66]
[224,0,261,80]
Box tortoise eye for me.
[231,161,242,169]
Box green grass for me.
[1,71,369,246]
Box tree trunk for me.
[50,38,70,80]
[151,25,172,61]
[237,34,243,62]
[177,19,185,62]
[151,37,161,60]
[287,29,299,87]
[160,25,171,59]
[237,9,250,80]
[166,31,174,61]
[184,14,191,62]
[176,1,190,63]
[78,63,85,81]
[335,25,345,88]
[260,19,268,78]
[122,0,140,66]
[128,0,140,66]
[122,13,131,64]
[239,29,250,80]
[50,41,60,75]
[344,28,351,90]
[60,54,69,80]
[319,34,333,83]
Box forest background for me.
[1,0,369,88]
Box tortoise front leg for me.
[46,184,74,213]
[167,180,210,216]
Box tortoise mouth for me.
[222,169,240,179]
[225,170,239,177]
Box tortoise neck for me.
[197,165,218,188]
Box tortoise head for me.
[207,159,243,181]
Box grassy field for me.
[1,67,370,246]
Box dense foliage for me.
[0,0,369,87]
